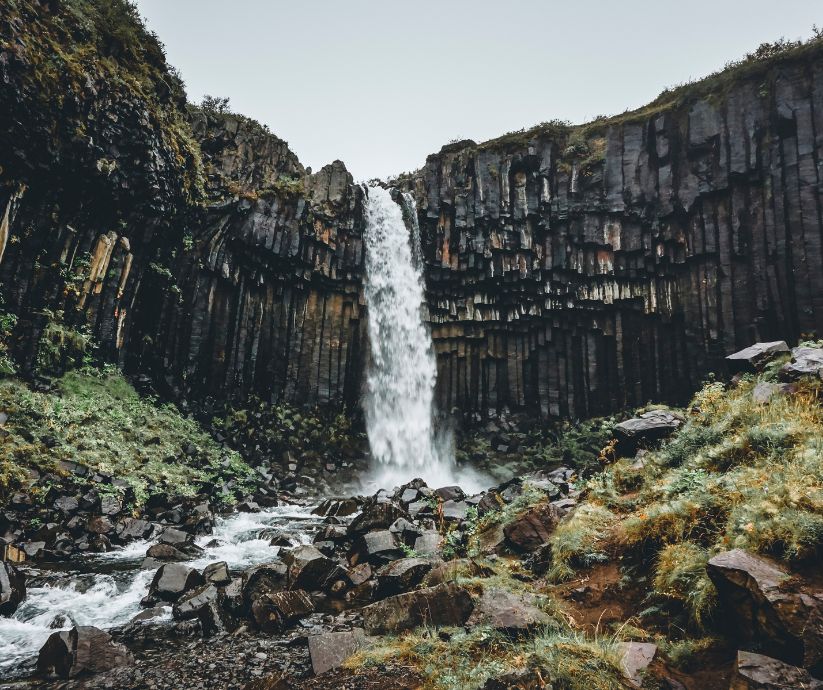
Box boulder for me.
[434,486,465,502]
[308,629,367,675]
[617,642,657,687]
[731,650,823,689]
[614,409,685,453]
[157,527,204,556]
[348,500,409,535]
[172,583,234,635]
[361,583,474,634]
[148,563,204,604]
[441,500,469,521]
[476,522,507,555]
[36,625,132,678]
[780,346,823,382]
[203,561,231,586]
[115,517,153,541]
[707,549,823,670]
[281,545,338,591]
[250,589,314,633]
[726,342,790,372]
[145,543,189,561]
[413,531,442,557]
[347,563,372,586]
[0,561,25,616]
[503,503,560,552]
[237,500,261,513]
[467,588,551,633]
[241,562,288,612]
[100,495,122,516]
[54,496,79,515]
[375,557,434,597]
[351,530,402,564]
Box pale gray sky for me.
[135,0,821,180]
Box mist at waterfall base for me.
[360,186,490,495]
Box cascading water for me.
[0,505,321,678]
[362,186,483,491]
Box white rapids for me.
[0,505,321,678]
[361,186,485,492]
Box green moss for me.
[0,368,254,507]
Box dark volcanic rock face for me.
[399,55,823,417]
[1,2,822,418]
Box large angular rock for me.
[172,583,234,635]
[467,588,551,633]
[731,651,823,689]
[375,557,434,597]
[0,561,25,616]
[250,589,314,633]
[115,518,154,541]
[707,549,823,669]
[241,562,288,612]
[780,346,823,382]
[308,629,367,675]
[614,409,685,453]
[312,498,360,518]
[617,642,657,687]
[726,342,790,372]
[361,583,474,634]
[148,563,204,603]
[203,561,231,586]
[351,530,402,565]
[36,625,132,678]
[503,502,560,552]
[348,500,409,535]
[145,543,189,561]
[281,544,338,591]
[157,527,204,557]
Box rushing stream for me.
[0,505,322,679]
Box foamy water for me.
[362,186,488,494]
[0,504,321,678]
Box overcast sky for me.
[134,0,821,181]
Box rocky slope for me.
[1,0,822,423]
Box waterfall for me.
[362,186,479,491]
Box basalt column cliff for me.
[404,48,823,418]
[1,2,822,418]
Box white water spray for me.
[362,186,485,492]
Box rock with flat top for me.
[617,642,657,687]
[361,582,473,634]
[614,410,685,453]
[726,341,789,372]
[467,588,551,633]
[308,629,367,675]
[708,549,823,669]
[37,625,132,678]
[731,650,823,689]
[780,346,823,382]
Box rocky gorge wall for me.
[403,44,823,418]
[1,1,822,420]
